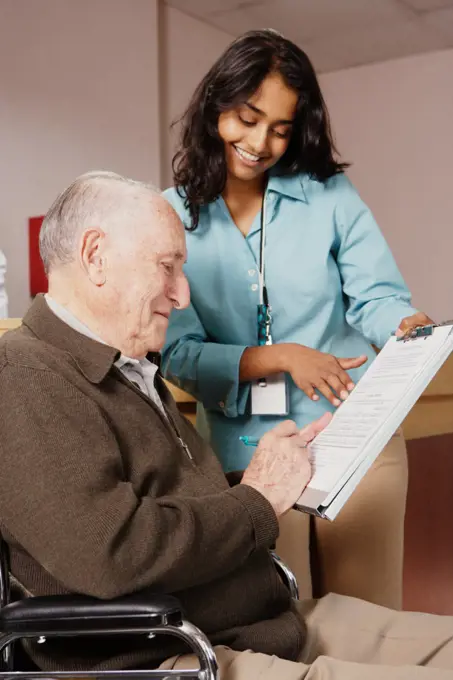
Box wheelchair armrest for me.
[0,592,183,636]
[271,551,299,600]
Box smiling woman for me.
[217,72,297,236]
[171,28,346,233]
[219,73,295,172]
[162,28,433,610]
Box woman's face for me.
[218,72,298,183]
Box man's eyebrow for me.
[159,250,185,261]
[245,102,294,126]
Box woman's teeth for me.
[234,146,261,163]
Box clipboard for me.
[296,323,453,521]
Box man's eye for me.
[163,263,174,274]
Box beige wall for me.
[0,1,232,316]
[159,5,233,188]
[1,2,451,322]
[0,0,160,316]
[320,49,453,322]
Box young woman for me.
[162,29,432,608]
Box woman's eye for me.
[238,115,255,127]
[274,129,291,139]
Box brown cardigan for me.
[0,296,305,671]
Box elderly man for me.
[0,171,453,680]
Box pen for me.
[239,436,259,447]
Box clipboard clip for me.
[395,320,453,342]
[398,325,434,341]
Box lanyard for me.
[257,185,272,346]
[258,189,268,306]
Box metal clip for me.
[257,303,273,346]
[398,325,435,342]
[396,320,453,342]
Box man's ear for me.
[79,228,107,286]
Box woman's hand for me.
[395,312,435,339]
[280,344,368,407]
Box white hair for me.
[39,171,161,272]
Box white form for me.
[305,325,453,496]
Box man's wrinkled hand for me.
[241,413,332,517]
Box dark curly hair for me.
[172,29,349,229]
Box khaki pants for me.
[160,593,453,678]
[276,430,408,607]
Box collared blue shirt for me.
[162,172,417,472]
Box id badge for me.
[251,372,289,415]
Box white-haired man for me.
[0,171,452,680]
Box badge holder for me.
[250,189,288,416]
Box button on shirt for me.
[44,295,167,416]
[162,172,417,471]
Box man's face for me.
[98,200,190,357]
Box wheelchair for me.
[0,536,298,680]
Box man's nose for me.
[172,273,190,310]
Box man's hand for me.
[241,413,333,518]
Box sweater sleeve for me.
[0,364,278,599]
